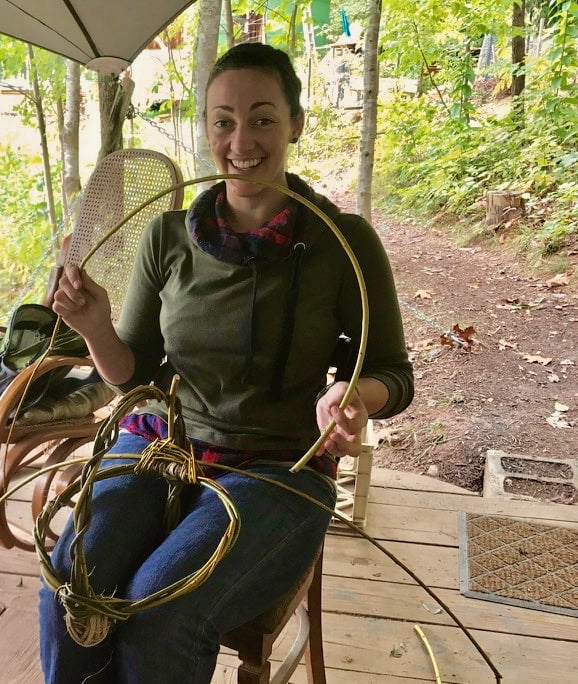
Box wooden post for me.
[486,191,525,231]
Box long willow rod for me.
[4,174,368,473]
[0,454,502,683]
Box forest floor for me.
[330,185,578,497]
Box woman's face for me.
[205,68,303,202]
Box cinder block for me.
[483,449,578,504]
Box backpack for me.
[0,304,88,413]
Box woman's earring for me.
[291,137,299,143]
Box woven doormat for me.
[458,512,578,618]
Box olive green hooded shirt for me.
[113,175,413,451]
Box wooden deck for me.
[1,468,577,683]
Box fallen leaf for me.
[440,324,476,350]
[496,297,521,310]
[546,412,572,429]
[554,402,569,412]
[496,298,545,311]
[548,373,560,383]
[422,602,443,615]
[544,273,570,289]
[499,338,519,350]
[414,289,433,300]
[523,354,552,366]
[408,339,437,352]
[560,359,575,366]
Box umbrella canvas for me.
[0,0,196,71]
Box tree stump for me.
[486,191,525,231]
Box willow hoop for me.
[5,174,369,470]
[76,173,369,472]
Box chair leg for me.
[237,661,271,684]
[236,634,275,684]
[305,554,327,684]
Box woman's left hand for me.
[315,381,368,458]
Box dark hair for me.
[206,43,302,118]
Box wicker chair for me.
[0,148,184,550]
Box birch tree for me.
[97,73,134,162]
[193,0,224,180]
[26,45,58,237]
[356,0,382,221]
[223,0,236,49]
[61,60,81,212]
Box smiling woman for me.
[204,46,304,231]
[39,42,414,684]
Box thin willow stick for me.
[414,624,442,684]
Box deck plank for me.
[370,485,578,521]
[370,467,478,495]
[0,607,43,684]
[321,575,578,642]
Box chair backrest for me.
[65,148,184,323]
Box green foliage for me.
[0,35,66,125]
[371,0,578,255]
[291,107,359,180]
[0,147,57,319]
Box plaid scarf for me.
[185,182,297,264]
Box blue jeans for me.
[39,434,336,684]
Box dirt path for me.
[329,187,577,494]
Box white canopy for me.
[0,0,197,73]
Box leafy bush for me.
[0,146,59,320]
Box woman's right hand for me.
[52,265,113,340]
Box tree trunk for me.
[97,73,134,162]
[477,34,496,69]
[356,0,382,221]
[62,60,81,209]
[288,3,298,57]
[56,97,67,217]
[193,0,223,182]
[486,191,525,230]
[511,0,526,118]
[27,45,58,239]
[223,0,235,49]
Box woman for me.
[40,43,413,683]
